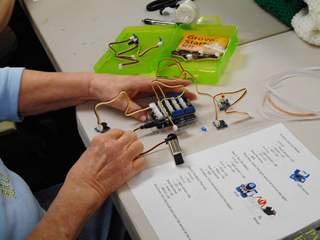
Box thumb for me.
[106,95,148,122]
[125,100,148,122]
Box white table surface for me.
[20,0,290,72]
[75,31,320,239]
[19,0,319,239]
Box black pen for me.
[142,18,182,25]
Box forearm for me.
[26,183,100,240]
[18,70,94,116]
[17,68,196,120]
[0,0,15,33]
[26,128,145,239]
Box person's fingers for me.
[125,139,144,158]
[102,128,126,140]
[156,78,192,87]
[118,131,139,147]
[121,99,148,122]
[135,111,148,122]
[172,79,192,86]
[151,79,196,98]
[131,156,146,175]
[182,89,197,100]
[159,85,197,100]
[99,77,196,123]
[101,92,148,122]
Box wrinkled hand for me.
[26,129,144,239]
[89,73,197,122]
[64,128,145,210]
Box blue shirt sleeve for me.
[0,67,25,122]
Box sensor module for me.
[148,92,197,133]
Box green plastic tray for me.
[94,16,238,85]
[154,16,238,85]
[93,24,177,75]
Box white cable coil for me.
[260,66,320,121]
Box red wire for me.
[140,141,166,156]
[253,196,267,210]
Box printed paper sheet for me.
[128,124,320,240]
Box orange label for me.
[176,33,229,54]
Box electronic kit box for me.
[94,16,238,85]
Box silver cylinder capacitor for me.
[166,133,184,165]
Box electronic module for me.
[147,92,197,133]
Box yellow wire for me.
[94,80,187,127]
[116,44,138,57]
[223,90,248,116]
[94,91,151,125]
[211,89,249,122]
[151,80,187,127]
[157,58,251,122]
[94,58,248,129]
[213,96,220,121]
[157,58,214,100]
[137,44,159,57]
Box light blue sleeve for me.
[0,67,25,122]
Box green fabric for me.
[254,0,307,26]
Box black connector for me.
[129,34,139,45]
[139,121,157,129]
[95,122,110,133]
[165,133,177,143]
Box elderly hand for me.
[64,128,145,209]
[89,73,197,122]
[27,128,145,239]
[18,70,196,119]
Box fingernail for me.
[139,115,147,122]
